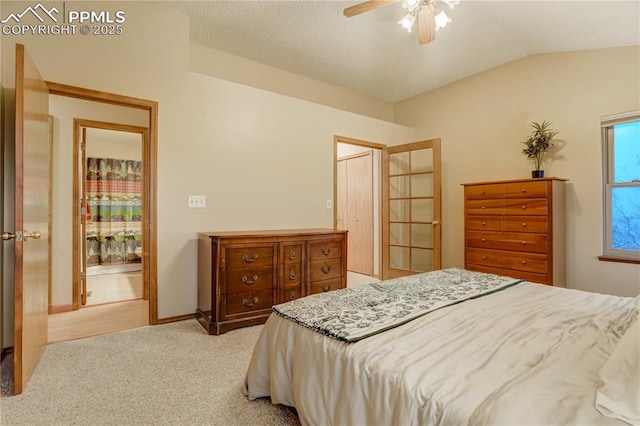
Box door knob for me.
[1,232,16,241]
[432,220,440,226]
[23,230,41,240]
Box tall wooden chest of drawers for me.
[197,229,348,335]
[462,178,567,286]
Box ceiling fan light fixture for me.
[398,12,416,31]
[434,10,451,30]
[345,0,459,44]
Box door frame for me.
[333,135,386,278]
[73,119,149,308]
[47,82,159,325]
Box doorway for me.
[77,122,147,307]
[46,83,158,343]
[334,136,442,282]
[335,136,384,279]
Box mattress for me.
[244,275,637,426]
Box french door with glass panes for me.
[382,139,441,279]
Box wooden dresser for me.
[462,178,567,286]
[197,229,347,335]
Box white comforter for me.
[244,282,636,426]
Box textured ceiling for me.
[158,1,640,103]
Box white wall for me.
[2,1,413,323]
[394,47,640,297]
[85,129,142,161]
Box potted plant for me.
[521,121,559,178]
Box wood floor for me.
[85,271,142,305]
[48,299,149,344]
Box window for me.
[601,110,640,262]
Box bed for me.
[243,268,639,426]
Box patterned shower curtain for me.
[86,157,143,268]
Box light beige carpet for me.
[0,320,299,425]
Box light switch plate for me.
[188,195,206,208]
[326,199,332,209]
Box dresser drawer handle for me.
[481,238,486,242]
[481,221,486,226]
[322,285,331,292]
[321,265,333,274]
[481,256,487,260]
[321,248,331,256]
[242,297,259,307]
[242,253,259,263]
[289,291,296,301]
[521,188,526,193]
[289,270,296,280]
[289,251,297,260]
[521,260,527,265]
[521,241,527,246]
[241,275,259,285]
[481,206,486,210]
[522,223,527,227]
[521,205,527,210]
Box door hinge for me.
[80,272,86,280]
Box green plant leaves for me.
[521,121,559,171]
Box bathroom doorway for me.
[77,123,147,307]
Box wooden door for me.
[341,152,373,275]
[13,44,50,394]
[382,140,441,280]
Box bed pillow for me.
[595,317,639,425]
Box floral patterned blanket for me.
[273,268,523,343]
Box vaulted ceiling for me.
[159,1,640,103]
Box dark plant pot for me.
[531,170,544,178]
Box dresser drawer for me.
[465,184,504,199]
[278,288,303,304]
[225,246,275,269]
[224,289,273,317]
[504,181,547,198]
[280,264,302,288]
[309,278,343,295]
[467,248,548,274]
[466,215,502,231]
[281,243,302,265]
[504,198,547,216]
[226,266,274,293]
[466,264,549,285]
[466,231,548,253]
[309,258,343,282]
[466,199,503,215]
[309,240,342,261]
[503,216,548,233]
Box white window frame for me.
[601,110,640,262]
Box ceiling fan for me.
[343,0,460,45]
